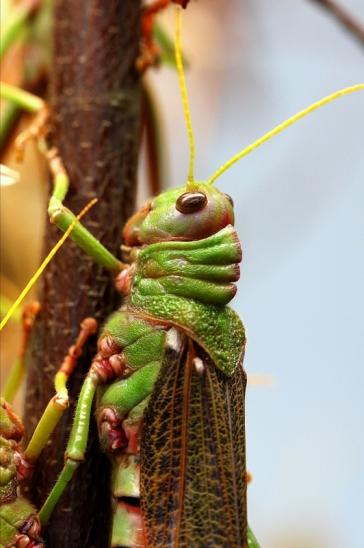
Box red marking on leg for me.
[91,353,125,383]
[14,450,34,480]
[98,408,127,454]
[114,266,134,296]
[98,336,121,357]
[15,514,43,547]
[123,423,140,455]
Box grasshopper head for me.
[123,183,234,246]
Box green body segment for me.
[112,455,140,499]
[130,226,245,376]
[0,498,39,546]
[0,399,44,547]
[99,312,166,413]
[102,312,166,369]
[109,227,248,545]
[100,361,161,413]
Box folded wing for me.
[141,328,247,547]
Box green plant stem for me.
[154,21,188,67]
[0,0,39,60]
[2,359,25,403]
[0,100,19,149]
[0,81,44,112]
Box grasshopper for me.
[1,5,363,547]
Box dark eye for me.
[176,192,208,214]
[224,193,234,207]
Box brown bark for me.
[24,2,142,546]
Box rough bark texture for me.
[24,2,142,546]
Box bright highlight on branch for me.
[208,83,364,185]
[0,164,20,186]
[0,198,97,331]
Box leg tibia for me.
[39,460,79,525]
[49,192,122,272]
[24,318,97,462]
[39,375,98,525]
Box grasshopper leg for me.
[39,335,162,528]
[37,348,124,526]
[23,317,98,464]
[0,83,124,273]
[46,147,124,272]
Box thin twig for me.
[309,0,364,47]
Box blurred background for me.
[1,1,363,547]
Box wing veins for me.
[206,365,237,539]
[174,339,194,546]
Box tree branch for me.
[309,0,364,47]
[24,1,142,546]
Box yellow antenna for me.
[208,83,364,185]
[0,198,97,331]
[175,8,197,189]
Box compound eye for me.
[176,191,208,214]
[224,193,234,207]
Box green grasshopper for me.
[1,6,363,547]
